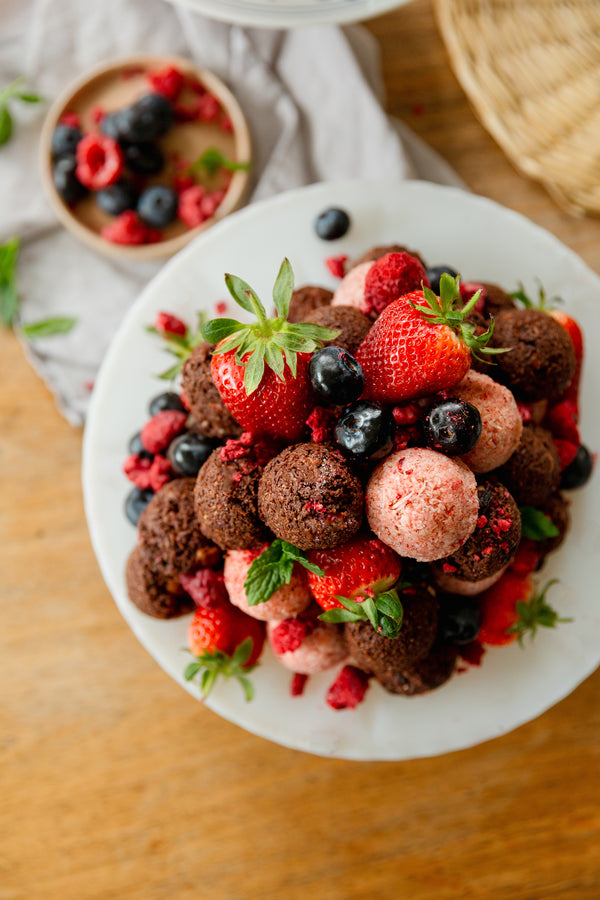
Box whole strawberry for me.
[201,259,337,442]
[307,535,404,637]
[478,573,570,646]
[356,273,504,403]
[184,600,265,700]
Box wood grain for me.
[2,3,599,898]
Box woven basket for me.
[434,0,600,217]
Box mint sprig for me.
[411,273,510,364]
[183,637,257,701]
[0,77,43,148]
[147,312,206,380]
[189,146,250,178]
[0,237,76,338]
[507,579,572,645]
[244,539,325,607]
[519,506,560,541]
[510,281,561,311]
[319,589,404,639]
[201,258,339,395]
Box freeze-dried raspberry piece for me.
[147,65,184,101]
[325,255,348,279]
[123,453,152,487]
[325,665,370,710]
[270,618,313,655]
[178,185,207,228]
[148,454,172,491]
[101,211,148,246]
[141,409,188,454]
[290,673,308,696]
[180,569,228,609]
[364,252,430,316]
[553,438,579,471]
[154,312,187,337]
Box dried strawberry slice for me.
[76,134,123,190]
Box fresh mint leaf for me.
[0,236,20,326]
[318,589,404,638]
[244,539,325,606]
[0,106,13,146]
[519,506,560,541]
[20,316,76,339]
[190,146,250,177]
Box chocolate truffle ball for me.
[258,443,363,549]
[194,441,273,550]
[181,342,242,439]
[489,308,576,401]
[433,481,521,591]
[498,425,561,506]
[138,478,221,580]
[125,544,194,619]
[305,304,372,355]
[375,641,458,696]
[287,285,333,323]
[345,586,439,674]
[478,282,516,320]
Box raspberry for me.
[270,618,313,655]
[59,111,80,128]
[196,93,220,122]
[306,406,336,443]
[290,673,308,696]
[179,569,228,609]
[178,185,207,228]
[76,133,123,190]
[364,252,430,316]
[325,665,370,710]
[553,438,579,471]
[325,255,347,278]
[148,454,172,491]
[147,65,184,101]
[154,312,187,337]
[200,190,225,219]
[123,452,152,487]
[141,409,188,454]
[101,211,149,246]
[172,174,195,193]
[392,402,421,426]
[545,399,580,443]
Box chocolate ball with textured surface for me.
[498,425,561,507]
[125,544,194,619]
[181,342,242,439]
[306,305,372,355]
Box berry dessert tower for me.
[124,244,591,708]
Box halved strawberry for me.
[478,573,570,646]
[307,535,403,637]
[201,259,338,442]
[184,602,265,700]
[356,274,505,403]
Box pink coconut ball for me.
[267,619,348,674]
[432,564,508,596]
[365,447,479,562]
[223,548,312,621]
[331,261,373,314]
[453,370,523,473]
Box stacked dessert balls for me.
[123,234,591,709]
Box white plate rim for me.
[82,177,600,760]
[163,0,411,29]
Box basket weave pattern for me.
[435,0,600,216]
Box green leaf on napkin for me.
[0,76,43,147]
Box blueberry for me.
[315,207,351,241]
[52,157,87,205]
[100,111,128,142]
[124,142,165,176]
[335,401,395,460]
[309,346,364,406]
[118,93,173,143]
[51,124,82,160]
[148,391,186,415]
[426,265,458,295]
[168,433,214,476]
[137,185,178,228]
[96,179,138,216]
[423,399,482,455]
[125,486,154,526]
[128,430,153,459]
[439,596,482,644]
[560,444,593,489]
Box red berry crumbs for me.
[306,406,336,443]
[141,409,188,454]
[219,432,254,462]
[179,568,228,609]
[154,312,187,337]
[325,255,348,279]
[123,453,152,486]
[148,455,172,491]
[326,665,370,710]
[290,673,309,697]
[270,618,313,655]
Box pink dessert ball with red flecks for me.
[365,447,479,562]
[223,547,313,621]
[267,619,348,675]
[331,261,373,314]
[432,564,508,596]
[453,370,523,473]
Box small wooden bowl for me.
[39,55,252,261]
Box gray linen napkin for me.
[0,0,463,425]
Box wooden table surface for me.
[2,3,599,898]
